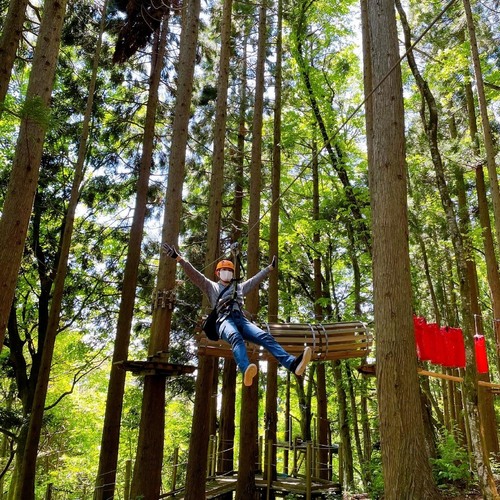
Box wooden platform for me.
[162,473,342,499]
[197,320,371,362]
[114,359,195,377]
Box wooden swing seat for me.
[197,321,371,362]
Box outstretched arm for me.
[241,256,277,295]
[162,243,215,297]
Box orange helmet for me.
[216,260,235,273]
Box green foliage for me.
[431,432,473,494]
[18,96,52,129]
[367,449,384,499]
[1,0,500,495]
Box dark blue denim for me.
[218,309,296,373]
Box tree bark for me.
[185,0,233,493]
[0,0,29,111]
[475,165,500,372]
[184,356,216,499]
[94,11,166,499]
[0,0,68,353]
[263,0,283,488]
[204,0,233,276]
[217,357,237,476]
[365,1,440,497]
[310,137,330,481]
[454,155,499,457]
[464,78,500,373]
[17,4,108,494]
[216,28,249,498]
[235,1,267,496]
[130,0,201,495]
[333,360,354,490]
[217,23,250,498]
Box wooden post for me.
[124,459,132,500]
[259,435,263,473]
[313,416,317,477]
[171,447,179,491]
[207,435,214,477]
[315,441,319,478]
[338,441,343,489]
[45,483,53,500]
[266,439,273,500]
[292,438,298,477]
[211,435,217,477]
[284,388,291,475]
[306,442,312,500]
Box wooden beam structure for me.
[115,352,196,377]
[359,363,500,392]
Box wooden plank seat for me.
[196,321,371,362]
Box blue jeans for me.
[218,309,296,373]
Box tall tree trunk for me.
[358,5,374,486]
[17,2,106,494]
[263,0,283,491]
[364,1,439,497]
[475,165,500,372]
[333,360,354,491]
[185,0,233,493]
[204,0,233,275]
[295,367,314,443]
[0,0,68,353]
[316,365,329,479]
[0,381,15,496]
[346,363,365,487]
[0,0,29,112]
[462,0,500,248]
[7,1,78,497]
[130,0,201,495]
[283,371,291,475]
[311,138,329,481]
[230,25,248,245]
[454,154,499,457]
[395,1,497,496]
[217,29,249,494]
[464,78,500,372]
[217,356,236,475]
[94,11,165,499]
[236,1,267,496]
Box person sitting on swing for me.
[162,243,312,387]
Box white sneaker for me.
[293,347,312,376]
[244,363,257,386]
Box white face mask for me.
[219,270,233,282]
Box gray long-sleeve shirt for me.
[178,258,271,313]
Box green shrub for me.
[431,432,472,494]
[367,449,384,499]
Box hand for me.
[162,243,179,260]
[269,255,277,269]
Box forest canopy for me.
[0,0,500,498]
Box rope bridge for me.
[197,321,371,362]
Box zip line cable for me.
[195,0,459,272]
